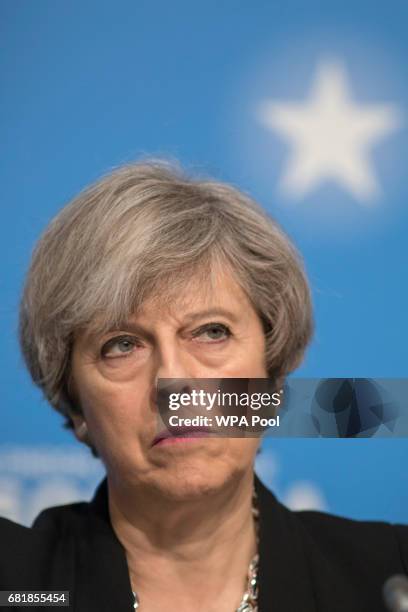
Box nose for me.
[153,340,202,421]
[154,341,195,385]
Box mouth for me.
[152,426,213,447]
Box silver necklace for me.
[132,487,259,611]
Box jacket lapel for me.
[74,479,134,612]
[255,474,317,612]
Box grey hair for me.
[19,159,314,431]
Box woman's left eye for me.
[192,323,231,343]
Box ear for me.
[70,412,90,445]
[69,411,100,458]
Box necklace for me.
[132,486,259,612]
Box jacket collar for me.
[81,474,317,611]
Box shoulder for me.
[256,474,408,575]
[256,475,408,611]
[0,498,91,538]
[290,506,408,609]
[282,505,408,611]
[0,500,91,590]
[294,506,408,572]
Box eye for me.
[192,323,231,343]
[100,335,140,359]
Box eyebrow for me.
[181,308,239,323]
[99,308,240,337]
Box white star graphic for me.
[257,60,402,203]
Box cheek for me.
[230,337,268,376]
[227,439,260,466]
[75,372,152,437]
[76,380,157,471]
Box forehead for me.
[134,265,253,324]
[77,260,260,343]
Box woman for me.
[1,160,407,611]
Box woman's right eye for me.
[101,336,139,359]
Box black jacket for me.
[0,475,407,611]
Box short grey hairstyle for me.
[19,160,314,431]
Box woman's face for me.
[70,267,268,499]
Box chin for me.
[149,460,241,502]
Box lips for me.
[152,426,212,446]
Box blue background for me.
[1,0,407,524]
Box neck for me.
[108,470,257,611]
